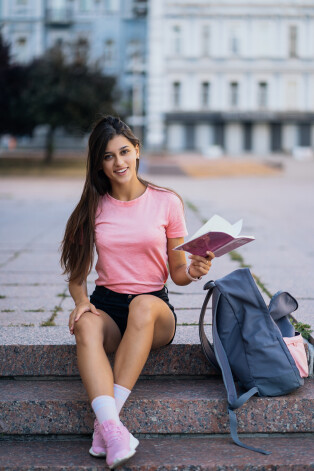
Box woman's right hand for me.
[69,300,100,335]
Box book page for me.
[188,215,243,241]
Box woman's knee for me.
[74,312,104,344]
[128,297,156,331]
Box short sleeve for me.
[166,193,188,238]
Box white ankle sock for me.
[91,395,120,425]
[114,383,131,414]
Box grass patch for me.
[185,200,208,223]
[41,305,62,326]
[0,295,6,299]
[290,320,313,340]
[229,251,272,298]
[41,319,56,326]
[179,322,198,326]
[229,250,251,268]
[25,308,45,312]
[1,309,15,312]
[252,273,273,299]
[7,323,35,327]
[41,315,57,327]
[185,200,198,213]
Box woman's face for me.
[101,135,139,186]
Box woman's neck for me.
[109,180,147,201]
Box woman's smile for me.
[114,167,128,175]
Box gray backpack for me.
[199,268,304,455]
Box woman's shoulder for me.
[147,184,182,203]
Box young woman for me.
[60,115,214,469]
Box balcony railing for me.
[45,8,73,26]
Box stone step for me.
[1,378,312,435]
[0,436,313,470]
[0,326,216,377]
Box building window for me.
[104,39,115,67]
[201,82,210,108]
[79,0,93,11]
[202,24,210,56]
[230,30,240,55]
[127,39,142,71]
[173,25,181,55]
[15,36,28,62]
[173,82,181,108]
[287,81,297,109]
[55,37,64,48]
[132,0,147,17]
[243,123,252,151]
[104,0,120,12]
[17,37,27,46]
[298,123,311,146]
[214,123,225,147]
[230,82,239,108]
[258,82,268,109]
[74,37,89,63]
[289,25,297,58]
[128,39,141,60]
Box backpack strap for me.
[199,281,220,373]
[211,290,271,455]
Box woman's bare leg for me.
[74,309,122,403]
[113,295,175,390]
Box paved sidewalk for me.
[0,156,313,343]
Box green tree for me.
[25,45,118,162]
[0,34,34,137]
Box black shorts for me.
[90,284,177,345]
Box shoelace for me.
[102,423,123,448]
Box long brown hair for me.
[60,114,184,284]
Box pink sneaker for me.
[100,419,139,469]
[89,418,107,457]
[89,418,139,459]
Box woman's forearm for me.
[69,279,89,306]
[170,264,192,286]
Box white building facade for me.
[146,0,314,155]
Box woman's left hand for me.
[188,251,215,279]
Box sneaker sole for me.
[89,434,139,459]
[89,446,107,458]
[109,448,137,469]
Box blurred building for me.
[147,0,314,155]
[0,0,147,142]
[1,0,314,155]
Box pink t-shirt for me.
[94,185,188,294]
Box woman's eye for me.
[104,155,112,160]
[121,149,128,155]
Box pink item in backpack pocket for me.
[283,333,309,378]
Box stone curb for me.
[1,378,313,435]
[1,436,314,470]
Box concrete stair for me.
[0,327,215,377]
[0,328,313,470]
[1,437,313,470]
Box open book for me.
[173,214,255,258]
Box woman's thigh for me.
[128,295,176,350]
[75,308,122,354]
